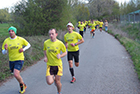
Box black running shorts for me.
[67,50,79,62]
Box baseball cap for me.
[66,23,74,27]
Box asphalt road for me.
[0,28,140,94]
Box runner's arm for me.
[75,38,84,45]
[60,51,67,58]
[23,43,31,51]
[44,50,48,62]
[65,42,68,48]
[2,49,7,54]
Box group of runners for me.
[2,22,84,94]
[2,19,108,94]
[77,19,107,38]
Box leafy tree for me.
[11,0,72,36]
[73,3,90,21]
[88,0,119,20]
[0,8,11,23]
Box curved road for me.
[0,28,140,94]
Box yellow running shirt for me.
[2,36,29,61]
[78,24,85,31]
[91,23,96,30]
[64,31,82,52]
[43,39,66,66]
[99,22,104,27]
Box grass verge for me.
[108,23,140,80]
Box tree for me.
[0,8,11,23]
[73,3,90,21]
[88,0,119,20]
[11,0,72,36]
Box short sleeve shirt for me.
[99,22,104,27]
[64,31,82,52]
[43,39,66,66]
[2,36,29,61]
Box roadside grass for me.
[0,23,66,83]
[108,23,140,80]
[0,23,10,37]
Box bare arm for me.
[76,38,84,45]
[57,51,67,59]
[60,51,67,58]
[65,42,68,48]
[44,50,48,62]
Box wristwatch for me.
[75,43,77,46]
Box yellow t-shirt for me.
[43,39,66,66]
[99,22,104,27]
[2,36,29,61]
[91,23,96,30]
[88,22,92,27]
[78,24,85,31]
[64,31,82,52]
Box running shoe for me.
[19,84,27,94]
[92,36,94,38]
[70,77,76,83]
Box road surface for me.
[0,28,140,94]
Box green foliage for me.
[120,0,139,15]
[0,23,10,37]
[114,34,121,39]
[74,4,90,21]
[119,37,140,79]
[107,30,113,35]
[121,24,140,41]
[88,0,120,19]
[0,8,11,23]
[11,0,71,36]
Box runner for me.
[2,26,31,94]
[95,20,99,31]
[83,20,87,33]
[88,20,92,32]
[99,20,104,32]
[78,21,85,37]
[64,22,84,83]
[90,20,96,38]
[43,29,67,94]
[77,21,81,30]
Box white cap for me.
[66,23,74,27]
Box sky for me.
[115,0,130,4]
[0,0,130,10]
[0,0,21,9]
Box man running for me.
[90,20,96,38]
[78,21,85,37]
[44,29,67,94]
[99,20,104,32]
[2,26,31,94]
[64,22,84,83]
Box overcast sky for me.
[0,0,130,10]
[115,0,130,4]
